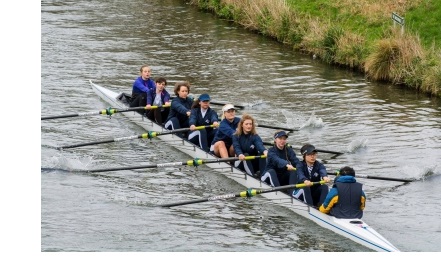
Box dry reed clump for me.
[222,0,295,35]
[365,28,425,83]
[334,32,366,69]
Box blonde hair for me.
[235,113,257,136]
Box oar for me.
[170,96,245,109]
[327,172,415,182]
[89,155,266,173]
[41,105,170,120]
[160,181,326,207]
[262,142,344,155]
[256,124,299,132]
[58,125,214,150]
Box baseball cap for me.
[222,104,236,112]
[199,93,210,101]
[300,144,317,155]
[274,130,288,139]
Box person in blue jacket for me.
[319,166,366,218]
[164,81,193,138]
[130,65,156,109]
[146,77,171,125]
[260,130,299,195]
[293,144,330,207]
[188,93,219,152]
[210,104,240,158]
[232,114,268,177]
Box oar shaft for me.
[41,105,171,120]
[327,172,414,182]
[257,124,298,132]
[88,155,267,173]
[58,134,142,149]
[161,181,325,207]
[262,142,343,155]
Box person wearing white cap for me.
[232,114,268,177]
[293,143,330,207]
[164,81,193,137]
[260,130,300,195]
[188,93,220,152]
[210,104,240,158]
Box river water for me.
[39,0,440,254]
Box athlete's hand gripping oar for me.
[58,125,214,150]
[256,124,298,132]
[41,105,170,120]
[88,155,266,173]
[262,141,344,155]
[160,181,326,208]
[326,171,415,182]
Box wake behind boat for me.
[89,80,399,252]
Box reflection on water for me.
[41,0,441,252]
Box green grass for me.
[285,0,440,49]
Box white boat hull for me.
[90,80,400,252]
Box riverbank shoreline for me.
[188,0,440,97]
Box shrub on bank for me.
[188,0,440,97]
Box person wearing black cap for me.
[164,81,193,137]
[210,104,241,158]
[260,130,300,194]
[188,93,220,152]
[293,143,330,207]
[145,77,171,125]
[319,166,366,218]
[232,114,268,177]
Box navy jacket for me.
[147,89,171,106]
[211,117,240,146]
[319,175,366,218]
[166,96,193,126]
[296,160,327,182]
[265,145,300,174]
[189,107,219,127]
[232,133,266,156]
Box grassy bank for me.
[188,0,440,97]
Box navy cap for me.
[300,144,317,155]
[199,93,210,101]
[274,130,288,139]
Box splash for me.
[346,139,369,153]
[297,112,324,129]
[42,151,96,172]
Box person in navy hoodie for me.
[319,166,366,218]
[164,81,193,138]
[210,104,240,158]
[260,130,299,195]
[130,65,156,109]
[232,114,268,177]
[146,77,171,125]
[294,144,330,207]
[188,93,219,152]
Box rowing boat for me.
[90,80,400,252]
